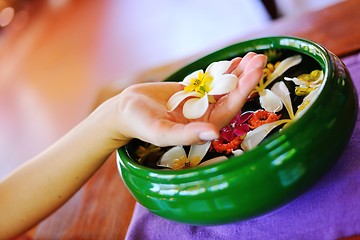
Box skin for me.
[0,52,266,239]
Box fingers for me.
[227,67,264,109]
[237,54,267,90]
[144,120,219,147]
[227,54,267,110]
[232,52,258,77]
[209,54,267,128]
[225,57,242,74]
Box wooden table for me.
[1,0,359,239]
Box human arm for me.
[0,52,266,239]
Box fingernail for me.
[199,131,218,141]
[253,55,267,69]
[260,55,268,68]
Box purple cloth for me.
[125,53,360,240]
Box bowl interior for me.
[120,36,330,175]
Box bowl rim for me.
[118,36,333,180]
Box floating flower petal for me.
[188,141,212,167]
[166,91,203,112]
[241,119,289,151]
[259,89,283,112]
[296,87,321,118]
[268,55,302,82]
[220,111,252,142]
[271,81,294,119]
[207,74,238,95]
[182,93,209,119]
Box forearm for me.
[0,107,126,238]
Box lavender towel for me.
[125,53,360,240]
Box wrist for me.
[86,96,132,154]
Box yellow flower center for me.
[189,156,202,167]
[295,70,323,96]
[256,61,281,91]
[298,70,322,82]
[172,155,203,170]
[172,156,189,170]
[184,72,213,95]
[263,62,280,79]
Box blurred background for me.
[0,0,346,238]
[0,0,342,177]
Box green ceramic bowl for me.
[117,36,358,225]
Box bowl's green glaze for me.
[117,36,358,225]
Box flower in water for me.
[248,110,281,129]
[211,111,253,154]
[255,55,302,112]
[285,69,323,117]
[166,60,238,119]
[157,141,211,170]
[241,81,294,150]
[241,71,322,151]
[285,69,323,96]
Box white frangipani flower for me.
[256,55,302,113]
[284,70,324,89]
[166,60,238,119]
[284,69,324,118]
[157,141,211,170]
[271,81,295,119]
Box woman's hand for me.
[100,52,267,148]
